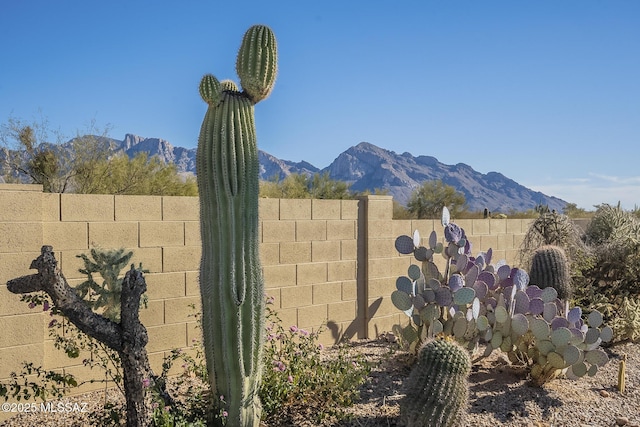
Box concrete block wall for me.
[260,198,362,345]
[1,185,534,414]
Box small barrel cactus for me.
[400,337,471,427]
[528,245,572,300]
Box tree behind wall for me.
[406,179,467,219]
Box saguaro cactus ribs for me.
[196,24,277,426]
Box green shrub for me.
[259,300,371,424]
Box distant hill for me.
[0,134,567,212]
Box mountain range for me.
[1,133,567,212]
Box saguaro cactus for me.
[196,25,277,426]
[528,245,572,300]
[400,337,471,427]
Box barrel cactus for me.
[196,24,277,426]
[400,337,471,427]
[529,245,572,300]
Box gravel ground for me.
[1,340,638,427]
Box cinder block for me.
[42,193,60,221]
[146,323,187,353]
[139,300,165,327]
[326,220,356,240]
[368,278,394,299]
[185,271,200,296]
[184,221,201,245]
[274,307,297,329]
[472,219,490,235]
[280,285,313,308]
[297,304,328,328]
[296,262,327,285]
[368,314,403,338]
[368,258,392,279]
[513,233,525,250]
[328,300,356,323]
[115,195,162,221]
[262,220,295,243]
[147,351,166,377]
[264,289,281,309]
[162,196,199,221]
[43,222,88,251]
[391,220,413,239]
[496,233,513,250]
[139,221,184,247]
[391,256,411,277]
[367,220,394,238]
[163,246,201,272]
[505,219,522,234]
[328,260,356,282]
[341,280,358,301]
[311,240,341,262]
[0,222,43,253]
[0,313,44,347]
[88,222,139,248]
[64,363,116,393]
[61,194,114,222]
[370,295,400,317]
[131,247,164,274]
[366,196,394,220]
[312,282,343,305]
[341,200,359,220]
[42,338,88,371]
[479,235,499,252]
[369,238,394,259]
[259,242,280,266]
[0,343,44,379]
[57,250,88,280]
[340,240,358,260]
[164,296,201,324]
[258,198,280,220]
[0,284,41,316]
[186,322,203,348]
[263,264,297,288]
[505,249,520,266]
[312,199,341,220]
[279,199,311,220]
[410,220,436,236]
[296,220,326,241]
[490,219,507,234]
[145,272,187,300]
[0,190,42,222]
[279,241,310,264]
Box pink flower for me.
[28,302,36,309]
[222,410,228,417]
[142,378,151,388]
[318,344,324,350]
[48,319,57,328]
[273,361,286,372]
[290,325,298,333]
[287,375,293,383]
[42,301,50,311]
[299,329,309,336]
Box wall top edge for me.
[0,184,43,192]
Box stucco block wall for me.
[0,185,536,412]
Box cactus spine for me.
[528,245,573,300]
[400,337,471,427]
[196,25,277,426]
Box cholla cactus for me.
[528,245,572,300]
[400,337,471,427]
[196,24,277,426]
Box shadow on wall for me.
[327,298,383,344]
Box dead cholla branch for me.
[6,246,154,427]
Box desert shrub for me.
[259,299,371,425]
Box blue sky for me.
[1,1,639,210]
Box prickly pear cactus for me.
[392,208,612,386]
[400,337,471,427]
[529,245,572,300]
[196,24,277,426]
